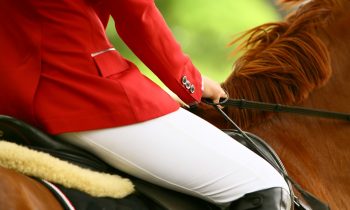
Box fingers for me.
[212,89,227,109]
[212,88,227,104]
[202,76,228,107]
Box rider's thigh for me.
[58,108,289,205]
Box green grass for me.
[106,1,281,86]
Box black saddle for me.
[0,115,219,210]
[0,115,287,210]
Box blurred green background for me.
[106,0,281,86]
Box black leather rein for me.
[208,98,350,122]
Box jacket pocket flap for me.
[92,49,129,77]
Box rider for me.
[0,1,291,209]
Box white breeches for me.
[58,108,289,205]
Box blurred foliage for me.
[106,0,281,86]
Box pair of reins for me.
[201,98,344,210]
[205,98,350,122]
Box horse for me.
[1,0,349,209]
[193,0,350,209]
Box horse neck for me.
[298,0,350,110]
[194,0,350,131]
[248,18,350,208]
[216,1,350,130]
[301,5,350,113]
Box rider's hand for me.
[202,76,227,104]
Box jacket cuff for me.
[175,60,203,105]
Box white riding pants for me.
[58,108,289,205]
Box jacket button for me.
[181,76,187,85]
[190,85,195,93]
[185,81,191,89]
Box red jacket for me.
[0,0,202,134]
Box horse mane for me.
[222,0,342,129]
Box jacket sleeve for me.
[103,0,202,105]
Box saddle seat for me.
[0,115,288,210]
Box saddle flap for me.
[223,129,288,176]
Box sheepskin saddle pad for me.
[0,140,134,199]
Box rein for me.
[201,98,332,210]
[207,98,350,121]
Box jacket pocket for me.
[92,48,129,77]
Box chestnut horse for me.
[194,0,350,209]
[1,0,349,209]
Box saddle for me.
[0,115,287,210]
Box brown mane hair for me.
[222,0,342,129]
